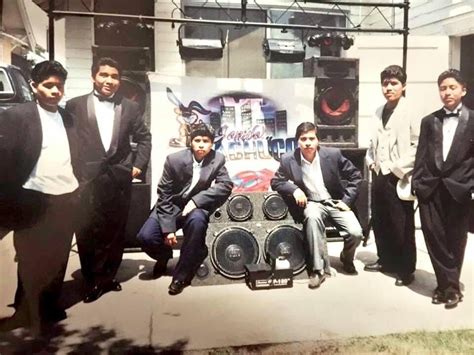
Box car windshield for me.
[0,68,15,98]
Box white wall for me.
[346,35,449,148]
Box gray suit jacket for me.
[153,149,233,234]
[366,97,420,179]
[271,146,362,209]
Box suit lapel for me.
[318,148,332,188]
[433,109,444,170]
[25,103,43,170]
[107,99,122,158]
[86,93,107,156]
[443,106,469,170]
[292,149,304,184]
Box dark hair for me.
[295,121,317,141]
[31,60,68,83]
[189,123,214,143]
[437,69,466,87]
[91,57,122,77]
[380,65,407,85]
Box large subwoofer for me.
[264,225,305,275]
[211,226,260,279]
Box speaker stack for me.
[192,192,348,286]
[303,56,359,148]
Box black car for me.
[0,65,34,112]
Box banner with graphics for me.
[148,74,315,202]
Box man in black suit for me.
[271,122,363,289]
[0,61,81,333]
[137,123,233,295]
[66,57,151,303]
[413,69,473,309]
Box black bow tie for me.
[94,93,115,103]
[442,110,460,118]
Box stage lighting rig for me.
[307,33,354,57]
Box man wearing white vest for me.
[365,65,420,287]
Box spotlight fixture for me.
[307,33,354,57]
[262,38,306,63]
[177,25,226,60]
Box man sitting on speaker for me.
[271,122,363,289]
[137,123,233,295]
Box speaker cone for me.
[227,194,253,221]
[264,225,306,275]
[262,193,288,220]
[211,227,259,278]
[315,86,355,125]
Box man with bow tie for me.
[413,69,473,309]
[66,57,151,303]
[365,65,420,287]
[137,123,233,295]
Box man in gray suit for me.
[137,123,233,295]
[271,122,363,289]
[365,65,419,286]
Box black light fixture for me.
[307,33,354,57]
[177,25,226,60]
[262,38,306,63]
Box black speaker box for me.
[192,220,308,286]
[303,56,359,148]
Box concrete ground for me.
[0,230,473,353]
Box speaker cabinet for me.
[192,220,307,286]
[303,56,359,148]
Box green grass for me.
[188,329,474,354]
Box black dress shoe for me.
[42,308,67,323]
[168,280,189,295]
[432,290,446,305]
[83,285,105,303]
[106,279,122,292]
[364,261,384,272]
[340,252,358,275]
[153,259,169,279]
[445,292,460,309]
[395,273,414,286]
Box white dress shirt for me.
[93,92,115,152]
[23,104,79,195]
[183,156,202,198]
[442,103,462,161]
[301,152,331,201]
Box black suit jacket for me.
[271,147,362,221]
[412,106,474,204]
[152,149,233,234]
[0,101,82,228]
[65,93,151,187]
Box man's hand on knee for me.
[182,200,197,216]
[164,232,178,247]
[335,200,351,211]
[293,188,307,208]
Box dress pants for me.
[303,201,363,274]
[418,184,469,293]
[76,175,131,286]
[137,208,209,283]
[12,189,76,328]
[371,172,416,275]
